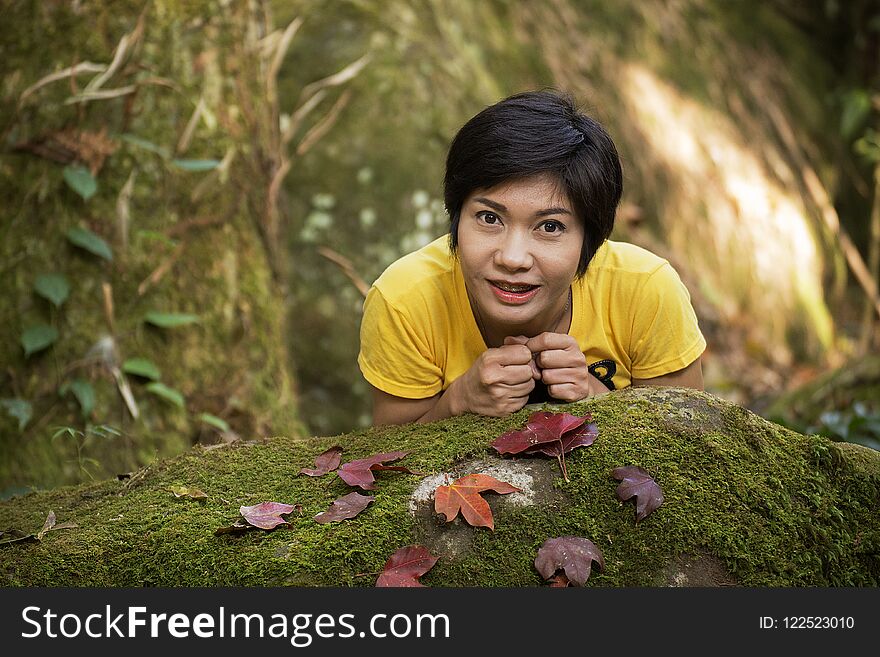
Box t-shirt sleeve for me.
[358,286,444,399]
[628,262,706,379]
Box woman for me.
[359,90,705,426]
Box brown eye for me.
[540,220,564,233]
[478,211,501,225]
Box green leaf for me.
[171,159,220,172]
[52,426,80,441]
[21,324,58,356]
[854,129,880,163]
[122,357,161,381]
[144,312,200,328]
[0,398,32,431]
[61,379,95,418]
[120,133,171,159]
[840,90,871,140]
[198,413,230,433]
[34,273,70,307]
[146,382,185,408]
[62,165,97,200]
[66,226,113,261]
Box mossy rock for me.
[1,388,877,587]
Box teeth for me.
[495,282,534,293]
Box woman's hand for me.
[448,342,536,416]
[523,332,609,401]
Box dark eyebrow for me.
[473,196,572,217]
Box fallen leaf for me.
[534,536,604,586]
[434,474,520,530]
[240,502,296,530]
[524,416,598,457]
[214,519,251,536]
[337,451,412,490]
[492,411,598,481]
[611,466,664,521]
[0,529,38,547]
[168,485,208,501]
[376,545,439,587]
[548,573,571,587]
[314,492,374,524]
[36,510,57,540]
[300,445,343,476]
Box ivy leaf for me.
[433,473,520,530]
[534,536,604,586]
[145,382,185,408]
[122,357,161,381]
[314,492,374,524]
[337,451,412,490]
[62,164,97,200]
[21,323,58,356]
[34,273,70,307]
[66,226,113,261]
[239,502,296,530]
[300,445,343,477]
[59,378,95,418]
[144,312,200,328]
[612,466,664,522]
[375,545,438,587]
[171,159,220,172]
[0,398,32,431]
[198,413,229,433]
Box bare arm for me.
[631,357,703,389]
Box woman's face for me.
[457,174,584,340]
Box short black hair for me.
[444,90,623,277]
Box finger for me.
[529,358,542,380]
[525,331,578,354]
[494,344,533,365]
[496,379,536,397]
[535,348,586,370]
[496,364,536,385]
[503,335,529,346]
[540,366,587,386]
[546,383,584,402]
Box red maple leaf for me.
[611,466,664,521]
[337,450,413,490]
[491,411,597,481]
[239,502,296,530]
[314,492,374,524]
[375,545,439,587]
[300,445,343,477]
[434,474,520,530]
[534,536,604,586]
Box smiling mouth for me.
[488,280,540,304]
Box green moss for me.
[1,388,876,587]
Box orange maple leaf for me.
[433,474,520,530]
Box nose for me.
[494,230,533,272]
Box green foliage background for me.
[1,0,878,492]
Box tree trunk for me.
[0,1,301,491]
[1,388,877,587]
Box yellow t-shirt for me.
[358,235,706,399]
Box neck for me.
[472,288,572,348]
